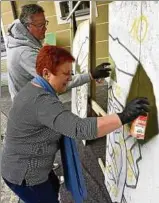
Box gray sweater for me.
[1,83,97,186]
[6,19,90,100]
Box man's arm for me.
[20,48,39,77]
[66,73,91,90]
[67,62,111,91]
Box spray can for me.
[130,114,148,139]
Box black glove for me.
[91,62,111,79]
[117,97,150,125]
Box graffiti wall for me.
[71,20,89,119]
[105,1,159,203]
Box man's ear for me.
[26,24,31,31]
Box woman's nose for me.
[68,75,72,81]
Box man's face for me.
[27,12,48,40]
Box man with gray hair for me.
[7,3,111,100]
[7,4,46,100]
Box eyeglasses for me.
[29,20,49,29]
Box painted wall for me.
[105,1,159,203]
[71,20,89,119]
[1,1,109,65]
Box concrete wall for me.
[1,1,109,65]
[105,1,159,203]
[1,1,15,34]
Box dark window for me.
[59,1,90,20]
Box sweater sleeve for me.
[19,49,39,77]
[35,93,97,140]
[66,73,90,90]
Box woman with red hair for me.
[1,46,149,203]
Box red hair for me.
[36,45,75,76]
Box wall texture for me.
[1,1,109,65]
[105,1,159,203]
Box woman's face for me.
[47,62,72,93]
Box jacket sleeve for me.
[19,49,39,77]
[36,93,97,140]
[66,73,91,90]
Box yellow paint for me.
[114,146,119,157]
[130,15,148,43]
[111,185,118,197]
[127,150,134,165]
[119,136,125,146]
[115,84,122,98]
[106,166,110,174]
[127,166,134,182]
[125,125,130,132]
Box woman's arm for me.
[36,94,149,140]
[97,114,122,137]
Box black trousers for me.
[3,170,60,203]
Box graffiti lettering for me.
[130,15,148,43]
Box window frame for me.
[54,1,98,24]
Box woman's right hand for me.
[117,97,150,125]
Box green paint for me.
[76,64,81,74]
[44,33,56,45]
[127,64,158,144]
[109,55,117,82]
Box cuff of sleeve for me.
[87,117,98,140]
[81,73,91,84]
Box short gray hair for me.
[19,4,44,26]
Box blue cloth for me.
[32,76,87,203]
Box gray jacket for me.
[6,19,90,100]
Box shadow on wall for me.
[127,63,159,144]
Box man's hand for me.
[91,62,111,80]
